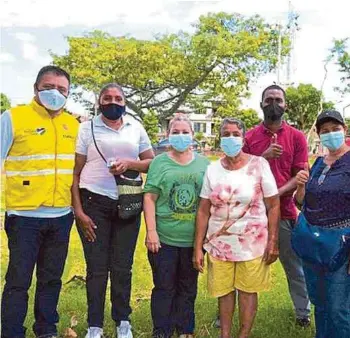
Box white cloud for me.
[14,32,36,42]
[22,42,38,60]
[0,52,16,63]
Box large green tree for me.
[1,93,11,114]
[52,12,289,124]
[330,38,350,94]
[216,106,261,129]
[286,84,335,131]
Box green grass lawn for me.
[1,221,315,338]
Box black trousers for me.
[148,243,199,338]
[77,189,140,328]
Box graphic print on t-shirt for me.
[169,173,201,221]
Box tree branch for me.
[307,59,330,145]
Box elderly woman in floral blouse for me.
[193,118,280,338]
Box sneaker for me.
[117,321,133,338]
[296,317,311,328]
[85,327,103,338]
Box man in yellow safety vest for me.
[1,66,79,338]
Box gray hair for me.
[98,83,125,103]
[220,117,246,136]
[168,113,193,132]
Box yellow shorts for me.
[207,254,271,297]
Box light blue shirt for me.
[0,110,71,218]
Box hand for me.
[76,211,97,242]
[263,239,279,265]
[262,134,283,159]
[109,159,129,176]
[145,230,161,253]
[296,163,310,187]
[193,248,204,273]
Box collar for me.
[30,98,62,119]
[259,120,286,135]
[94,114,131,130]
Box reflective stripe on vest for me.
[6,154,74,161]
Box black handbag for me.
[91,120,143,219]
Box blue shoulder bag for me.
[291,158,350,272]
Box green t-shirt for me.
[143,153,210,247]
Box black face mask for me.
[262,103,285,123]
[100,103,125,120]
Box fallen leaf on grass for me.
[70,315,78,328]
[64,328,77,338]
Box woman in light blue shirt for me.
[72,83,154,338]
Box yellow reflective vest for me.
[4,100,79,210]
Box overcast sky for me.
[1,0,350,117]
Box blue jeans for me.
[279,219,311,318]
[1,212,74,338]
[148,244,199,338]
[303,259,350,338]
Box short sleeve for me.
[75,122,90,156]
[292,131,308,170]
[260,158,278,198]
[200,167,212,199]
[0,110,14,163]
[139,126,152,155]
[143,156,162,195]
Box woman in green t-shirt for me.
[143,113,210,338]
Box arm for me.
[125,148,155,173]
[295,163,310,205]
[278,176,297,197]
[193,198,211,272]
[144,192,161,253]
[0,111,14,167]
[263,195,280,264]
[71,153,87,216]
[279,131,309,198]
[71,153,97,242]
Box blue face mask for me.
[320,131,345,151]
[38,89,67,111]
[220,136,243,157]
[169,134,193,152]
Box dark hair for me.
[98,83,126,104]
[220,117,246,136]
[261,84,286,102]
[35,65,70,85]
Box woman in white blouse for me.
[72,83,154,338]
[193,118,280,338]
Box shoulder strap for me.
[91,119,107,164]
[309,157,324,180]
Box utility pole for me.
[286,0,299,85]
[276,1,299,86]
[276,22,282,85]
